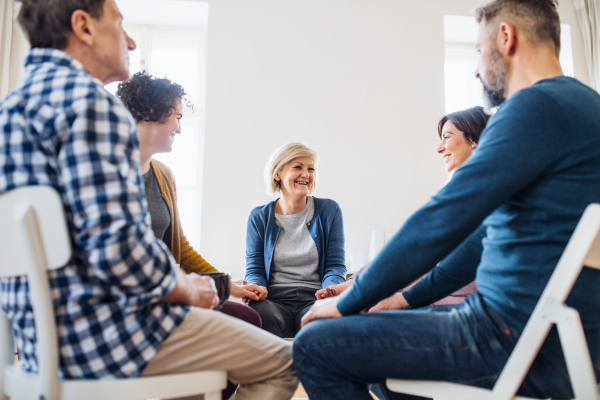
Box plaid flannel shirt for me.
[0,48,189,379]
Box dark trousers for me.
[249,285,318,338]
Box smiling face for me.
[138,99,183,156]
[91,0,136,84]
[276,156,316,200]
[437,121,475,173]
[475,20,509,113]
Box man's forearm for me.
[161,270,193,305]
[403,225,485,308]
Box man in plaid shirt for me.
[0,0,297,398]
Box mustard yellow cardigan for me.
[150,159,218,274]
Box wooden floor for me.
[292,383,308,398]
[293,383,380,399]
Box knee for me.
[292,321,323,365]
[245,307,262,328]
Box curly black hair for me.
[116,71,188,123]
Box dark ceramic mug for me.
[198,271,231,311]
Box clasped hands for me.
[231,281,268,303]
[163,271,268,309]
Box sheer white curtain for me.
[0,0,15,100]
[573,0,600,91]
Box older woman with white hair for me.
[245,142,347,338]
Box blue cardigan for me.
[245,197,347,288]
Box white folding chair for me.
[0,186,227,400]
[387,203,600,400]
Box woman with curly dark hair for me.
[116,72,263,323]
[118,72,265,399]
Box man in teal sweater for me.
[293,0,600,399]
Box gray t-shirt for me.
[143,166,171,242]
[270,197,321,289]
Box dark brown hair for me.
[476,0,561,53]
[438,107,490,145]
[17,0,106,49]
[117,72,188,123]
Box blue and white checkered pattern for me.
[0,49,189,379]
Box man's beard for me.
[481,46,509,114]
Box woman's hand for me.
[315,286,339,299]
[230,281,261,302]
[255,285,268,301]
[240,282,268,303]
[315,280,352,299]
[301,297,342,328]
[368,292,411,313]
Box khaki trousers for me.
[141,308,298,400]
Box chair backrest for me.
[0,186,72,400]
[490,203,600,400]
[0,186,71,275]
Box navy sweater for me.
[339,77,600,360]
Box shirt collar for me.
[25,48,87,73]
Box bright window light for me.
[443,15,574,114]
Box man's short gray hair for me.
[476,0,561,55]
[17,0,106,49]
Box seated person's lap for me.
[220,301,262,328]
[249,286,316,337]
[293,294,575,400]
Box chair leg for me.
[556,308,597,400]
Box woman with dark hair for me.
[116,72,263,323]
[437,106,489,176]
[118,72,266,399]
[315,106,490,304]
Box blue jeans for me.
[293,294,576,400]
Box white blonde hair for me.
[264,142,318,195]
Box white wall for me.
[1,0,592,280]
[199,0,591,279]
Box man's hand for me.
[188,274,220,309]
[301,297,342,328]
[161,270,219,309]
[368,292,411,313]
[230,281,261,302]
[315,286,339,299]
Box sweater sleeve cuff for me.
[336,285,365,315]
[401,284,428,309]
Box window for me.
[443,15,575,115]
[105,5,208,248]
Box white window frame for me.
[124,23,208,249]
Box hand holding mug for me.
[187,274,219,309]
